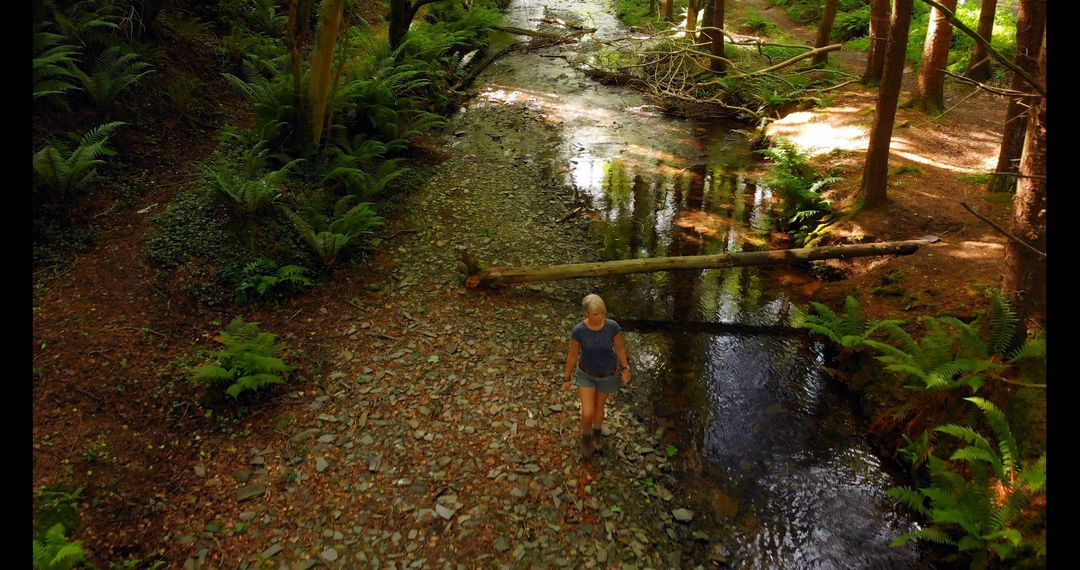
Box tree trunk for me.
[966,0,997,81]
[908,0,955,115]
[663,0,674,20]
[862,0,890,85]
[701,0,713,31]
[649,0,658,17]
[131,0,167,40]
[707,0,726,73]
[389,0,423,49]
[1003,35,1045,341]
[987,0,1045,194]
[309,0,344,145]
[858,0,913,208]
[687,0,698,33]
[468,239,934,287]
[812,0,840,66]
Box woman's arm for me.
[613,333,631,385]
[563,339,580,390]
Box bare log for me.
[467,238,938,287]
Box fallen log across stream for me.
[462,237,940,288]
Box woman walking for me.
[563,294,631,458]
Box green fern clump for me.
[34,30,82,101]
[190,318,292,398]
[71,46,155,111]
[282,196,384,267]
[33,524,87,570]
[235,258,314,303]
[760,140,837,245]
[889,397,1046,569]
[33,121,127,198]
[802,295,904,351]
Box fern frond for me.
[935,424,992,451]
[886,487,930,516]
[965,397,1018,476]
[890,527,955,547]
[1007,334,1045,364]
[988,290,1019,356]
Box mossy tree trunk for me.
[965,0,997,81]
[812,0,840,66]
[389,0,442,49]
[987,0,1045,194]
[1003,35,1045,344]
[858,0,913,208]
[862,0,890,85]
[908,0,956,115]
[663,0,674,20]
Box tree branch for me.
[959,202,1045,259]
[942,69,1042,99]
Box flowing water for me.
[465,0,930,566]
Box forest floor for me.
[33,1,1019,568]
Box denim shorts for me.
[574,366,620,393]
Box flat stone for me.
[238,511,257,521]
[259,544,283,559]
[316,458,329,473]
[290,428,321,443]
[231,470,252,483]
[194,464,206,477]
[493,537,510,552]
[320,547,339,562]
[435,503,456,520]
[235,484,267,502]
[318,434,336,443]
[672,508,694,522]
[291,560,318,570]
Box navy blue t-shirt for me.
[571,318,621,374]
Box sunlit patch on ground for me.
[673,210,730,237]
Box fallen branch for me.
[942,69,1042,99]
[735,44,842,78]
[959,202,1045,259]
[466,238,937,287]
[494,25,595,38]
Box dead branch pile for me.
[580,27,848,121]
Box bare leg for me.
[578,387,597,435]
[594,391,611,431]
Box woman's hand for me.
[620,368,631,386]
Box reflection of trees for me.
[629,174,650,259]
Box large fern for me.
[281,198,384,266]
[32,524,87,570]
[889,398,1045,568]
[70,46,155,111]
[34,30,83,101]
[33,121,127,197]
[190,318,292,398]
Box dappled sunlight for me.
[939,241,1005,261]
[673,210,731,237]
[889,148,996,174]
[768,112,868,155]
[478,86,617,122]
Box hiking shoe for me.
[581,433,594,459]
[592,428,605,452]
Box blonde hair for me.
[582,293,606,315]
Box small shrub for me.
[190,318,292,398]
[33,121,127,199]
[235,258,314,303]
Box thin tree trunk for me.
[987,0,1045,193]
[707,0,726,73]
[966,0,997,81]
[1003,34,1046,341]
[858,0,913,208]
[663,0,674,20]
[862,0,889,85]
[859,0,885,85]
[468,239,934,287]
[812,0,840,66]
[687,0,698,33]
[908,0,956,115]
[702,0,714,31]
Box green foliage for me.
[802,295,905,349]
[759,140,837,245]
[832,5,870,41]
[221,55,297,141]
[889,398,1045,568]
[281,197,384,266]
[615,0,653,27]
[739,11,780,36]
[217,0,288,34]
[47,1,122,49]
[200,140,301,218]
[33,121,127,198]
[33,524,87,570]
[190,318,292,398]
[71,45,155,111]
[960,173,992,185]
[34,30,82,101]
[235,259,313,303]
[34,484,82,541]
[317,134,410,198]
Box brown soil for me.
[33,2,1028,567]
